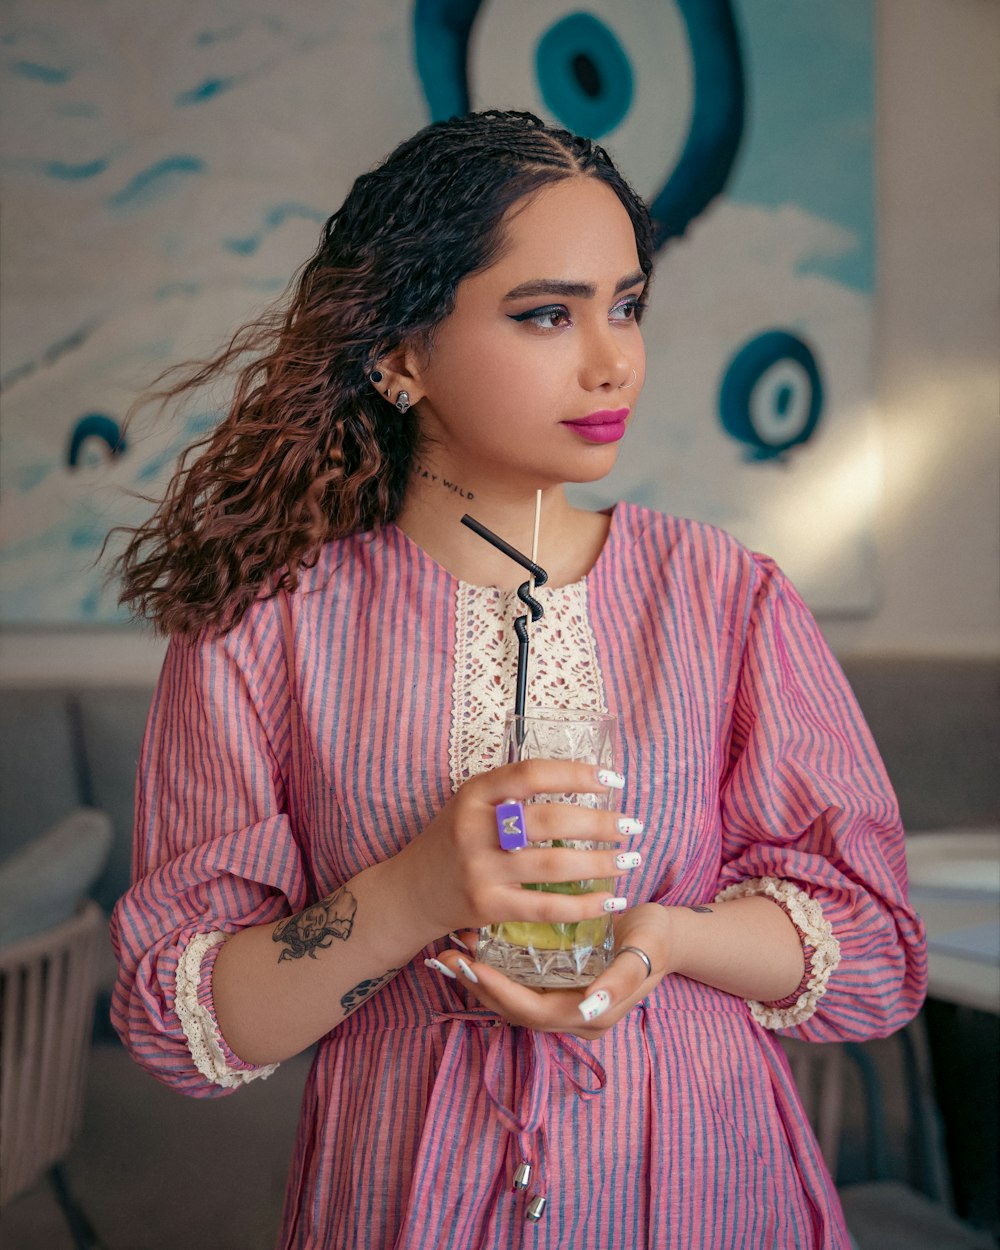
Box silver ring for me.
[616,945,652,978]
[618,367,637,390]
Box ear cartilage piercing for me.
[395,390,411,413]
[618,368,637,390]
[369,369,384,384]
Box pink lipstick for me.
[562,407,629,444]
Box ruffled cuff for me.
[174,932,279,1089]
[713,876,841,1030]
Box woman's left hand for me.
[440,903,675,1040]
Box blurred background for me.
[1,1,997,1247]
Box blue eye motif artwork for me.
[413,0,744,249]
[534,13,632,141]
[718,332,824,462]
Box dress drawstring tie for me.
[433,1009,607,1222]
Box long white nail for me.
[578,989,611,1022]
[615,852,642,870]
[597,769,625,790]
[617,818,644,836]
[448,932,470,951]
[603,897,628,912]
[456,957,479,984]
[424,957,457,979]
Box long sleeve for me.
[110,604,309,1096]
[717,556,928,1041]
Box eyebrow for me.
[502,269,646,301]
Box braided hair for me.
[112,110,654,635]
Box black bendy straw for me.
[460,513,548,720]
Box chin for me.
[563,446,622,485]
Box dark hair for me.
[113,109,655,635]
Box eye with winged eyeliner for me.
[507,295,647,329]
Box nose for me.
[579,322,637,392]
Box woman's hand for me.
[439,903,674,1039]
[384,759,642,948]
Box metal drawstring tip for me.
[512,1161,532,1191]
[525,1194,547,1222]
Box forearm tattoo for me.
[273,886,358,962]
[687,905,713,914]
[340,967,401,1016]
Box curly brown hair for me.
[112,110,655,635]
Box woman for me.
[110,110,927,1249]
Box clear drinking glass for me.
[477,708,619,989]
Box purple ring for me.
[495,799,529,852]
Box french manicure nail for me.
[578,989,611,1022]
[424,957,457,979]
[603,897,628,912]
[615,851,642,870]
[456,957,479,984]
[448,932,470,951]
[617,817,644,836]
[597,769,625,789]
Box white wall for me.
[822,0,999,658]
[1,0,997,686]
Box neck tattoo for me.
[414,463,474,501]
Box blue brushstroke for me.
[43,322,97,366]
[242,276,287,292]
[224,202,326,255]
[0,360,36,391]
[78,588,102,618]
[194,24,245,46]
[176,76,237,106]
[154,281,201,299]
[136,413,218,482]
[19,464,51,492]
[67,414,126,469]
[14,60,72,84]
[108,155,206,210]
[647,0,745,249]
[186,412,217,436]
[70,524,108,550]
[45,158,109,180]
[414,0,483,120]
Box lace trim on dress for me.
[450,580,607,790]
[175,931,279,1088]
[713,876,841,1030]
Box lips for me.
[562,407,629,444]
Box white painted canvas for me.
[0,0,877,622]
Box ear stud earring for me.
[369,369,384,384]
[395,391,411,414]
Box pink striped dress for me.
[110,504,928,1249]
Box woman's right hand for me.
[385,759,642,945]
